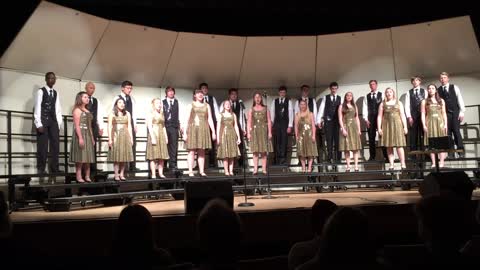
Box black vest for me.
[87,96,99,135]
[438,84,459,113]
[163,99,179,128]
[230,100,242,129]
[40,87,57,126]
[409,88,425,118]
[298,97,315,113]
[366,92,383,120]
[324,95,341,121]
[118,94,133,119]
[206,95,217,124]
[274,98,290,125]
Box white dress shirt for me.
[404,87,424,119]
[270,97,294,128]
[317,94,342,124]
[204,95,220,121]
[112,93,137,127]
[362,90,381,122]
[34,86,62,129]
[164,97,184,129]
[441,83,466,117]
[294,97,318,124]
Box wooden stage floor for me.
[13,188,480,224]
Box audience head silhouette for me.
[415,192,474,254]
[311,199,337,236]
[197,198,242,266]
[317,207,375,266]
[0,191,12,238]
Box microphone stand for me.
[238,102,254,207]
[260,92,277,199]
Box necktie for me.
[168,100,173,120]
[415,89,418,98]
[205,96,209,103]
[332,95,335,102]
[372,92,376,100]
[233,101,236,110]
[49,90,53,98]
[280,98,283,105]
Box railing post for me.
[7,111,12,176]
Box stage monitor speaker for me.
[184,180,233,215]
[419,171,474,200]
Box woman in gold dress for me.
[216,100,241,176]
[146,98,169,178]
[377,87,408,170]
[70,92,95,183]
[184,89,216,177]
[338,92,362,172]
[421,84,448,168]
[295,99,317,173]
[247,92,273,175]
[108,98,134,181]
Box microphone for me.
[239,99,245,110]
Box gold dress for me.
[250,107,273,153]
[186,102,212,150]
[380,100,406,147]
[424,102,446,146]
[217,113,240,159]
[296,112,318,158]
[108,114,134,162]
[146,112,170,160]
[339,107,362,151]
[70,111,95,163]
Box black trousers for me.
[166,126,179,169]
[367,117,387,160]
[37,123,59,172]
[237,133,246,168]
[208,121,217,167]
[324,120,341,161]
[447,111,464,150]
[129,127,137,170]
[409,116,424,153]
[273,123,288,165]
[316,128,325,163]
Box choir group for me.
[33,72,465,182]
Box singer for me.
[220,88,246,168]
[248,92,273,175]
[270,86,293,165]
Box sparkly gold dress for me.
[380,100,406,147]
[339,107,362,151]
[70,111,95,163]
[146,112,169,160]
[217,113,240,159]
[424,101,446,146]
[186,102,212,150]
[108,114,134,162]
[296,112,318,157]
[250,107,273,153]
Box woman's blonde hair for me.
[384,87,396,101]
[150,98,162,114]
[72,91,88,114]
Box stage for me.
[11,189,479,223]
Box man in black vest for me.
[200,82,219,168]
[295,85,317,120]
[112,81,138,170]
[163,86,182,170]
[34,72,63,174]
[318,82,342,162]
[362,80,388,161]
[270,86,294,165]
[85,82,104,174]
[438,72,466,158]
[404,76,426,155]
[220,88,246,168]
